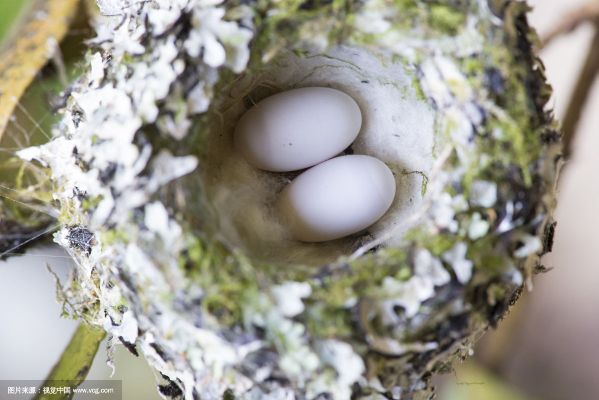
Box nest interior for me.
[195,45,436,266]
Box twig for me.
[33,322,106,400]
[561,20,599,158]
[0,0,80,140]
[542,2,599,48]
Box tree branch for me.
[33,322,106,400]
[0,0,80,140]
[561,20,599,158]
[542,2,599,48]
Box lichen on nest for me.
[16,0,561,399]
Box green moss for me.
[100,228,129,246]
[81,195,102,212]
[181,236,258,326]
[311,250,409,305]
[394,0,418,9]
[467,234,507,275]
[482,41,545,186]
[305,303,353,338]
[429,4,465,35]
[405,228,456,256]
[461,57,486,76]
[222,389,236,400]
[249,0,351,66]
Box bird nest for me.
[17,0,561,399]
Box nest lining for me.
[198,45,436,266]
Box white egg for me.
[234,87,362,172]
[279,155,396,242]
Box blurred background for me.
[1,0,598,399]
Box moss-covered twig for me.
[33,322,106,400]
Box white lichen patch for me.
[467,212,490,239]
[442,242,474,284]
[470,180,498,208]
[514,234,542,258]
[381,249,450,319]
[271,281,312,318]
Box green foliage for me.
[0,1,29,44]
[429,4,466,35]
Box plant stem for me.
[0,0,80,139]
[33,322,106,400]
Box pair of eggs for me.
[234,87,397,242]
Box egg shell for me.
[279,155,396,242]
[234,87,362,172]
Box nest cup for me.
[195,45,437,266]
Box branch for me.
[33,322,106,400]
[0,0,80,140]
[542,2,599,48]
[561,21,599,158]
